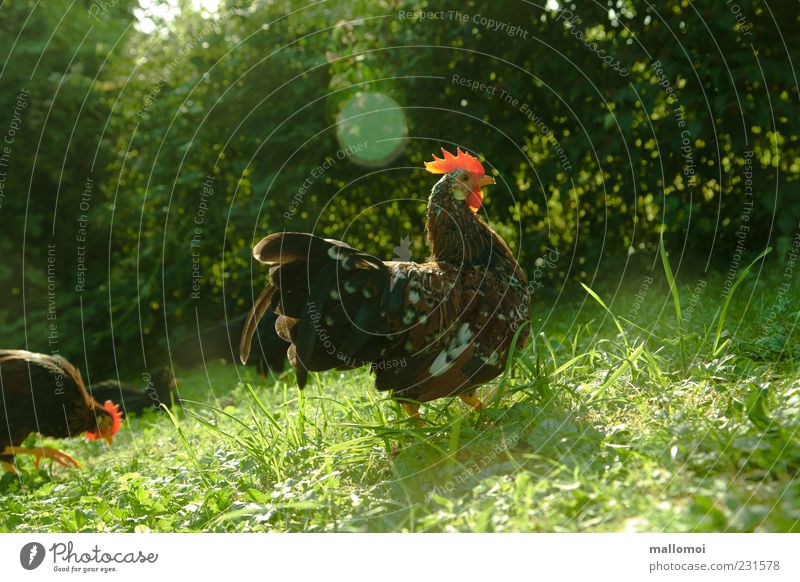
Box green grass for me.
[1,265,799,532]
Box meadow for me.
[2,258,798,533]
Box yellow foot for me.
[1,461,17,474]
[459,394,485,411]
[1,446,82,469]
[401,403,425,428]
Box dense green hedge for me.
[0,0,797,377]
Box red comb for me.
[104,400,123,436]
[424,147,485,175]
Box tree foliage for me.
[0,0,797,376]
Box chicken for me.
[88,368,176,417]
[0,350,122,471]
[240,148,530,422]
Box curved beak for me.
[477,175,495,188]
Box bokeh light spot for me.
[336,92,407,167]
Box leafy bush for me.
[0,0,797,376]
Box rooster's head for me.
[425,147,494,213]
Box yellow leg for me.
[1,446,82,469]
[459,393,485,411]
[401,403,425,428]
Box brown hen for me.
[0,350,122,471]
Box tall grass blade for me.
[713,247,772,355]
[588,343,645,404]
[489,320,532,407]
[245,382,285,436]
[659,237,685,368]
[162,405,211,487]
[580,283,629,350]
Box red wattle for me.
[467,189,483,212]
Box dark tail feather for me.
[240,285,276,364]
[253,232,353,265]
[287,345,308,388]
[275,315,298,342]
[246,232,388,388]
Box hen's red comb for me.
[86,400,123,441]
[424,147,485,175]
[104,400,123,436]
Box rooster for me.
[240,148,529,422]
[0,350,122,471]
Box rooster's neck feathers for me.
[425,173,514,269]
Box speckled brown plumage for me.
[240,163,529,406]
